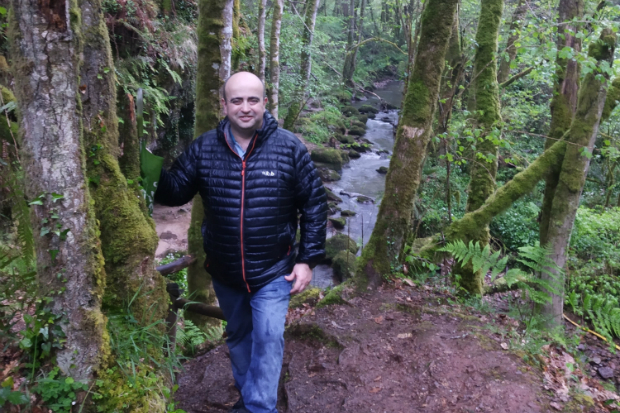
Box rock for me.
[325,234,359,260]
[327,202,341,216]
[310,148,343,170]
[358,104,379,114]
[376,166,388,174]
[340,210,356,217]
[325,187,343,203]
[352,120,367,130]
[329,217,346,230]
[341,105,360,117]
[367,113,376,119]
[348,126,366,136]
[348,150,361,159]
[289,287,322,309]
[339,190,352,197]
[590,356,602,365]
[337,134,355,144]
[160,231,178,240]
[332,250,357,281]
[318,167,341,182]
[356,195,373,204]
[350,143,371,153]
[598,366,614,379]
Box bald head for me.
[221,71,269,140]
[223,71,265,102]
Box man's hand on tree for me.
[285,263,312,294]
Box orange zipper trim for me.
[224,131,258,293]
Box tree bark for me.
[257,0,267,82]
[539,0,584,245]
[542,29,616,326]
[188,0,233,329]
[458,0,504,294]
[282,0,321,130]
[354,0,459,289]
[269,0,284,119]
[343,0,365,86]
[497,0,527,84]
[79,0,167,321]
[11,0,107,381]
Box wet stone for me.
[329,217,346,230]
[340,210,356,217]
[376,166,388,174]
[598,366,614,379]
[356,195,373,204]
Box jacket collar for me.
[217,111,278,147]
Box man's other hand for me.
[285,263,312,294]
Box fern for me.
[176,319,222,355]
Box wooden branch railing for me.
[159,255,226,352]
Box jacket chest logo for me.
[262,171,276,177]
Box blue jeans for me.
[213,276,292,413]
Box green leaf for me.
[65,377,75,385]
[49,249,59,261]
[51,193,64,202]
[0,6,7,15]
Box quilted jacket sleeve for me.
[154,139,199,206]
[294,144,327,268]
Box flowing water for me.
[311,81,403,288]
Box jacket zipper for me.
[225,131,258,293]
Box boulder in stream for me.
[376,166,388,174]
[340,210,356,217]
[358,104,379,115]
[325,234,358,261]
[332,250,357,281]
[311,148,343,170]
[318,167,341,182]
[329,217,346,230]
[356,195,374,204]
[348,150,361,159]
[325,187,343,203]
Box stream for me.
[311,81,403,288]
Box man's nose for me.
[240,100,251,112]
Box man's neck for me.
[230,128,253,151]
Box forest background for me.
[0,0,620,410]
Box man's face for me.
[222,73,268,135]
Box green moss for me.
[325,234,358,260]
[341,105,360,117]
[317,284,346,307]
[310,148,344,170]
[348,125,366,136]
[328,217,346,229]
[325,187,343,203]
[358,105,378,114]
[289,287,322,309]
[332,250,357,281]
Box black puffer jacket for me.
[155,112,327,291]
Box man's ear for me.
[221,98,228,115]
[264,97,269,106]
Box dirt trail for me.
[153,202,192,258]
[173,284,601,413]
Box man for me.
[155,71,327,413]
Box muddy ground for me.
[173,283,618,413]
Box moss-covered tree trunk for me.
[187,0,233,329]
[257,0,267,82]
[539,0,584,245]
[11,0,108,381]
[354,0,459,288]
[497,0,526,84]
[282,0,320,130]
[79,0,167,321]
[268,0,284,119]
[456,0,503,294]
[541,30,616,326]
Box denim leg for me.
[212,280,253,391]
[242,276,292,413]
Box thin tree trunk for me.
[458,0,504,294]
[539,0,584,245]
[188,0,233,330]
[542,29,616,326]
[269,0,284,119]
[11,0,107,381]
[354,0,459,289]
[79,0,167,321]
[343,0,365,86]
[282,0,321,129]
[258,0,267,82]
[497,0,527,84]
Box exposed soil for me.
[153,202,192,258]
[174,283,613,413]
